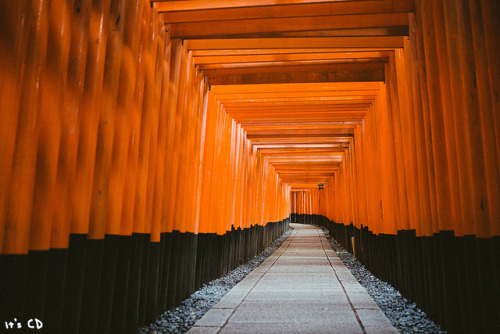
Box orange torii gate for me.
[0,0,499,333]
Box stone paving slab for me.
[227,305,356,324]
[188,223,397,334]
[194,308,234,327]
[242,290,347,302]
[188,326,221,334]
[219,322,364,334]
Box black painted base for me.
[294,214,500,333]
[0,219,289,334]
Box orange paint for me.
[2,0,500,257]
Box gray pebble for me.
[139,226,447,334]
[321,227,446,334]
[138,229,293,333]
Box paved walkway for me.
[188,224,398,334]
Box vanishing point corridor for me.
[0,0,499,333]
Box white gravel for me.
[139,225,447,334]
[138,228,293,334]
[321,227,447,334]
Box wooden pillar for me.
[354,125,369,229]
[0,1,30,252]
[386,57,410,232]
[469,0,500,237]
[150,23,172,239]
[414,1,439,236]
[479,0,500,179]
[394,43,422,233]
[30,0,71,251]
[88,0,125,239]
[454,0,489,237]
[71,0,110,236]
[419,0,456,232]
[163,38,183,233]
[377,85,398,235]
[3,0,49,254]
[52,0,91,249]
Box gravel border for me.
[138,228,293,334]
[320,226,447,334]
[139,225,447,334]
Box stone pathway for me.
[187,224,398,334]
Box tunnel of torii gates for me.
[0,0,499,333]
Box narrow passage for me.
[188,224,397,333]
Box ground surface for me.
[187,223,397,333]
[138,224,444,334]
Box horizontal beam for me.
[242,122,360,127]
[221,98,377,106]
[258,146,347,158]
[278,172,337,176]
[237,118,365,124]
[215,91,380,100]
[158,0,414,22]
[198,58,388,70]
[258,147,346,153]
[289,185,331,190]
[193,51,391,65]
[281,177,335,182]
[205,62,385,75]
[170,13,409,38]
[155,0,362,11]
[251,140,352,146]
[254,144,347,149]
[208,73,383,85]
[273,26,408,38]
[248,133,354,138]
[211,82,383,93]
[276,168,339,172]
[206,66,385,85]
[187,37,405,50]
[224,101,373,107]
[243,123,359,130]
[231,111,368,116]
[192,48,394,56]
